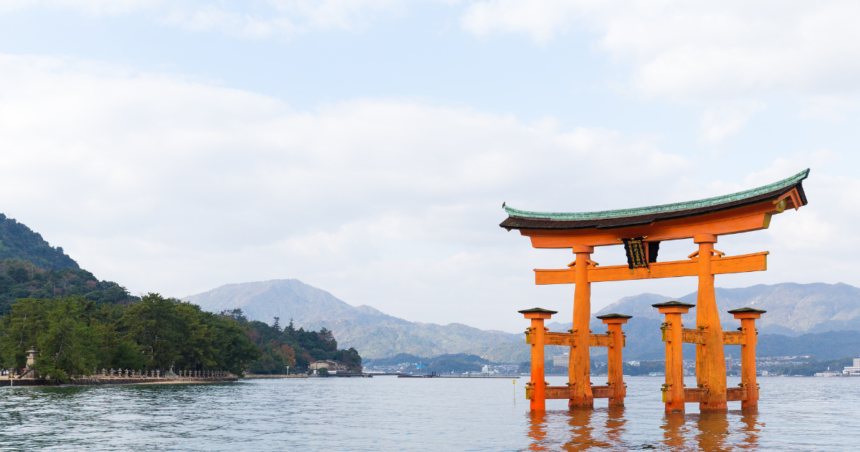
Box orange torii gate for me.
[503,169,809,412]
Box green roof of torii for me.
[503,169,809,221]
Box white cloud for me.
[461,1,860,101]
[160,0,411,38]
[799,96,859,121]
[0,53,699,331]
[460,0,582,44]
[0,0,411,37]
[1,53,853,332]
[699,101,765,144]
[0,0,161,15]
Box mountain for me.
[0,214,78,270]
[590,283,860,336]
[0,214,143,315]
[549,283,860,361]
[184,279,532,362]
[186,279,860,364]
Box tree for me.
[173,303,217,371]
[120,293,181,369]
[111,341,146,370]
[24,297,98,382]
[0,296,53,369]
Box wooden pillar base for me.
[569,245,595,409]
[598,313,631,408]
[654,301,694,414]
[730,307,766,412]
[694,234,728,412]
[520,307,557,411]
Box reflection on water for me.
[527,411,548,451]
[604,407,626,446]
[0,376,856,451]
[739,409,762,449]
[694,413,730,451]
[527,408,761,451]
[661,413,687,450]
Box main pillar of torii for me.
[500,169,809,411]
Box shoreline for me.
[1,376,239,387]
[241,374,309,379]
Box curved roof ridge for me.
[504,169,809,221]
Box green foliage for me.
[0,296,100,381]
[418,354,488,374]
[765,357,854,376]
[119,294,261,375]
[241,316,362,374]
[0,214,79,271]
[33,297,100,381]
[111,341,146,370]
[0,258,139,316]
[366,353,488,374]
[0,294,260,380]
[622,360,668,376]
[362,353,424,367]
[317,367,329,377]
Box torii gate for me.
[502,169,809,412]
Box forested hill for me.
[0,258,139,316]
[231,313,362,374]
[0,214,78,270]
[0,215,362,378]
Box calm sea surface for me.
[1,375,858,451]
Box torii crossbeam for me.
[502,169,809,412]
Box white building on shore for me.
[843,358,860,376]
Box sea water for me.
[1,375,858,451]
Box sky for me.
[1,0,859,333]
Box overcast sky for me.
[1,1,859,332]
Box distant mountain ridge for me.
[184,279,528,362]
[548,283,860,336]
[186,279,860,363]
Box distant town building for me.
[627,361,640,367]
[309,360,346,372]
[814,366,842,377]
[553,353,570,367]
[814,371,842,377]
[843,358,860,376]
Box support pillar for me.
[520,307,556,411]
[653,301,695,413]
[597,314,632,407]
[729,307,766,411]
[570,245,594,408]
[693,234,727,411]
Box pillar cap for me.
[597,313,632,324]
[571,245,594,253]
[652,301,695,309]
[518,307,557,314]
[652,301,695,314]
[519,307,557,319]
[693,233,717,243]
[727,307,766,314]
[728,307,766,319]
